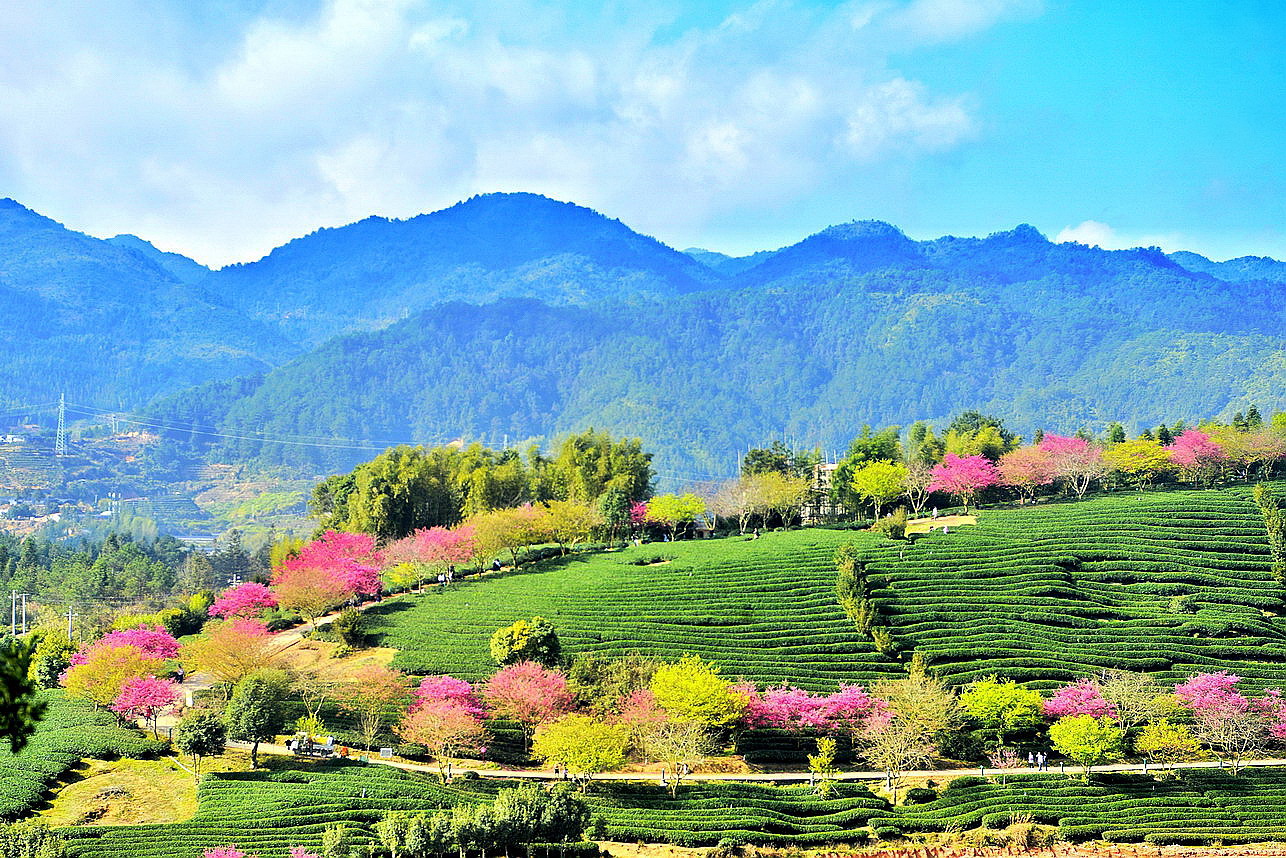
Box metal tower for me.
[55,393,66,457]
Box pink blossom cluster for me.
[386,525,477,568]
[741,683,887,732]
[929,454,999,503]
[413,675,486,719]
[1042,680,1117,719]
[70,624,181,666]
[111,676,180,722]
[1175,671,1286,740]
[278,530,384,596]
[1165,429,1226,469]
[208,581,278,618]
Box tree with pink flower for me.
[204,848,253,858]
[1042,680,1118,720]
[1175,671,1286,774]
[208,582,278,619]
[399,696,487,781]
[742,686,830,732]
[1040,434,1107,499]
[484,661,575,752]
[1166,429,1227,485]
[112,676,180,738]
[998,446,1056,503]
[413,675,485,719]
[70,624,181,667]
[385,526,477,587]
[928,453,999,513]
[275,530,384,613]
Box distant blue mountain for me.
[6,190,1286,480]
[207,192,722,345]
[1169,250,1286,284]
[0,199,292,411]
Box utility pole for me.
[67,606,75,639]
[9,591,14,636]
[55,392,67,457]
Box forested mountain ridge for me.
[206,192,722,346]
[153,235,1286,479]
[0,198,295,408]
[7,190,1286,485]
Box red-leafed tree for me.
[484,661,575,752]
[928,454,999,513]
[112,676,180,737]
[998,445,1056,503]
[208,582,278,619]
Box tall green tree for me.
[224,671,290,768]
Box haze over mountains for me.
[4,192,1286,479]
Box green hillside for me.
[366,528,903,690]
[369,485,1286,694]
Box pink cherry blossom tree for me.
[742,686,830,731]
[112,676,180,738]
[1166,429,1227,485]
[484,661,575,752]
[278,530,384,597]
[208,582,279,619]
[998,446,1057,503]
[71,624,181,666]
[205,848,253,858]
[1039,434,1107,499]
[1175,671,1286,774]
[928,454,999,513]
[1042,680,1117,720]
[413,675,486,719]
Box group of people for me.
[1026,751,1050,770]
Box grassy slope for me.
[366,529,902,690]
[0,691,166,819]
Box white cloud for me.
[1055,220,1185,253]
[0,0,1040,266]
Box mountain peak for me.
[821,220,908,242]
[988,223,1047,244]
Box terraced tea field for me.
[861,487,1286,691]
[61,760,1286,853]
[366,529,901,689]
[367,486,1286,694]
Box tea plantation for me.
[60,761,1286,854]
[365,529,903,690]
[860,486,1286,691]
[0,691,166,819]
[367,486,1286,693]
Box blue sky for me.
[0,0,1282,266]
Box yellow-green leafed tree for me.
[850,460,908,520]
[1103,438,1175,489]
[533,714,629,790]
[649,654,747,728]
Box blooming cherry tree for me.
[929,454,999,512]
[1042,680,1117,720]
[413,675,485,719]
[112,676,180,738]
[208,582,278,619]
[1040,434,1107,499]
[998,446,1056,503]
[1175,671,1286,774]
[484,661,574,751]
[1166,429,1226,484]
